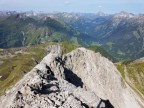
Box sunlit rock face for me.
[0,46,144,108]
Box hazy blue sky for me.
[0,0,144,13]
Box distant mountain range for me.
[46,11,144,60]
[0,13,93,48]
[1,11,144,60]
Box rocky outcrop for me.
[0,45,144,108]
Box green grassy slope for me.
[116,60,144,98]
[0,44,46,95]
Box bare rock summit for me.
[0,46,144,108]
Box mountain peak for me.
[114,11,135,18]
[0,46,143,108]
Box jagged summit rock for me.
[0,46,144,108]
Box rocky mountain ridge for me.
[0,45,144,108]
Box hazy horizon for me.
[0,0,144,14]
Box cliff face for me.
[0,45,144,108]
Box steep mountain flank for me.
[92,12,144,59]
[116,58,144,98]
[0,14,92,48]
[62,48,144,108]
[0,46,143,108]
